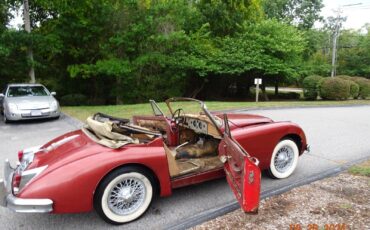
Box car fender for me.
[231,121,307,170]
[17,145,172,213]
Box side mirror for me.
[50,92,57,96]
[0,93,4,98]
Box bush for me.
[302,75,323,100]
[320,77,351,100]
[269,92,301,100]
[336,76,359,98]
[351,77,370,99]
[336,75,352,81]
[347,81,360,98]
[60,94,88,106]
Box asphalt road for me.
[1,106,370,230]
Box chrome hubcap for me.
[274,145,294,173]
[108,177,146,215]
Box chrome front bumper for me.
[0,160,53,213]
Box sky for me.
[318,0,370,29]
[9,0,370,30]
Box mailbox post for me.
[254,78,262,102]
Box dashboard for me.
[182,117,208,134]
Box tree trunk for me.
[275,78,279,96]
[24,0,35,83]
[261,84,269,101]
[116,77,123,105]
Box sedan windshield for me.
[7,86,49,97]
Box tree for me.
[196,0,263,36]
[263,0,323,29]
[336,26,370,78]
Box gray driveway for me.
[0,106,370,229]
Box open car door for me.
[219,114,261,213]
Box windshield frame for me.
[165,97,223,136]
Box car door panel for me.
[219,114,261,212]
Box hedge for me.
[60,94,88,106]
[351,77,370,99]
[319,77,351,100]
[348,81,360,98]
[269,92,301,100]
[302,75,323,100]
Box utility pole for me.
[330,10,340,78]
[24,0,36,83]
[330,3,361,77]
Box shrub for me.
[320,77,351,100]
[60,94,88,106]
[336,76,359,98]
[347,81,360,98]
[351,77,370,99]
[269,92,301,100]
[336,75,352,81]
[302,75,323,100]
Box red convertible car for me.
[0,98,308,224]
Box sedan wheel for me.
[268,139,299,179]
[95,167,154,225]
[3,111,8,123]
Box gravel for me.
[194,171,370,230]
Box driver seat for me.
[163,144,204,177]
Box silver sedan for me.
[0,84,60,123]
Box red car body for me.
[0,98,307,224]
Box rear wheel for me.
[268,139,299,179]
[94,166,154,225]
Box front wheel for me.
[94,166,154,225]
[268,139,299,179]
[3,111,8,123]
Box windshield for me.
[167,100,204,116]
[7,86,49,97]
[165,98,223,130]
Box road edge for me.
[165,155,370,230]
[61,112,84,128]
[214,104,370,114]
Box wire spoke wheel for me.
[95,167,154,225]
[274,146,294,173]
[269,139,299,179]
[108,177,146,215]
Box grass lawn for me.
[62,99,370,121]
[348,160,370,177]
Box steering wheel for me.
[172,108,185,124]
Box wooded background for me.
[1,0,369,104]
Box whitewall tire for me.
[95,167,154,225]
[268,139,299,179]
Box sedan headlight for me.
[7,103,18,112]
[50,100,59,110]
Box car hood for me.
[215,113,273,129]
[29,130,107,171]
[6,96,55,110]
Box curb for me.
[61,112,84,128]
[165,155,370,230]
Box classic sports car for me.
[0,98,308,225]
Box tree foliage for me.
[263,0,323,29]
[1,0,367,104]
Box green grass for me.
[348,160,370,177]
[61,99,370,121]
